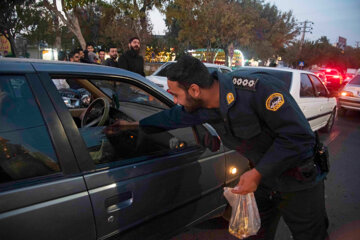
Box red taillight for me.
[333,75,340,78]
[326,69,331,72]
[340,91,353,97]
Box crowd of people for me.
[58,37,145,77]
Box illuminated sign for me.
[0,35,12,56]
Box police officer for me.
[105,55,328,240]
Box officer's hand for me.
[231,168,262,195]
[103,120,139,135]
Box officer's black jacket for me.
[118,49,145,77]
[140,71,317,192]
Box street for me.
[171,110,360,240]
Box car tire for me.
[338,107,347,117]
[320,108,336,133]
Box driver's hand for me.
[103,120,139,135]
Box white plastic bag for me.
[223,187,261,239]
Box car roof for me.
[234,66,313,75]
[0,58,140,77]
[0,57,167,94]
[157,61,231,69]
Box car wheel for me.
[320,108,336,133]
[338,107,347,117]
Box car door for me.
[308,74,335,128]
[40,73,227,240]
[0,71,96,240]
[297,73,324,131]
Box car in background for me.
[147,61,232,90]
[338,75,360,116]
[310,70,327,85]
[317,68,344,93]
[235,67,337,133]
[344,68,357,85]
[0,58,247,240]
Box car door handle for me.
[105,191,133,213]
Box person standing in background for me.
[103,47,119,68]
[118,37,145,76]
[98,49,106,64]
[69,51,80,63]
[86,43,95,53]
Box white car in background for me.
[235,67,337,133]
[338,74,360,115]
[147,61,232,90]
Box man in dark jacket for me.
[105,56,329,240]
[103,47,118,67]
[118,37,145,76]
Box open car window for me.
[51,76,204,169]
[90,79,168,109]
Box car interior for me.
[52,77,199,166]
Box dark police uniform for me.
[140,71,328,239]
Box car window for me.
[300,74,316,97]
[51,77,202,168]
[91,80,168,109]
[349,75,360,85]
[308,75,327,97]
[0,75,60,184]
[156,63,173,77]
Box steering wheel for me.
[81,97,110,128]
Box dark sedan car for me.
[0,58,248,240]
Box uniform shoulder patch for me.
[232,76,258,91]
[266,93,285,111]
[226,92,235,105]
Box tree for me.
[282,36,360,71]
[244,2,299,61]
[0,0,36,57]
[165,0,257,66]
[42,0,92,50]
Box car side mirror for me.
[202,131,221,152]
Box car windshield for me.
[349,75,360,85]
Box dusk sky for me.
[149,0,360,47]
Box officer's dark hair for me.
[167,55,213,89]
[129,37,140,43]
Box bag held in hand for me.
[223,187,261,239]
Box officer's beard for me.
[183,93,203,113]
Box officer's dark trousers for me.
[246,181,329,240]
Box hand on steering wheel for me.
[81,97,110,128]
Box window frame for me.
[308,74,329,97]
[300,73,316,98]
[0,73,80,190]
[41,72,205,172]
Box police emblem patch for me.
[226,92,235,105]
[266,93,285,111]
[232,77,258,91]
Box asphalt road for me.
[171,110,360,240]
